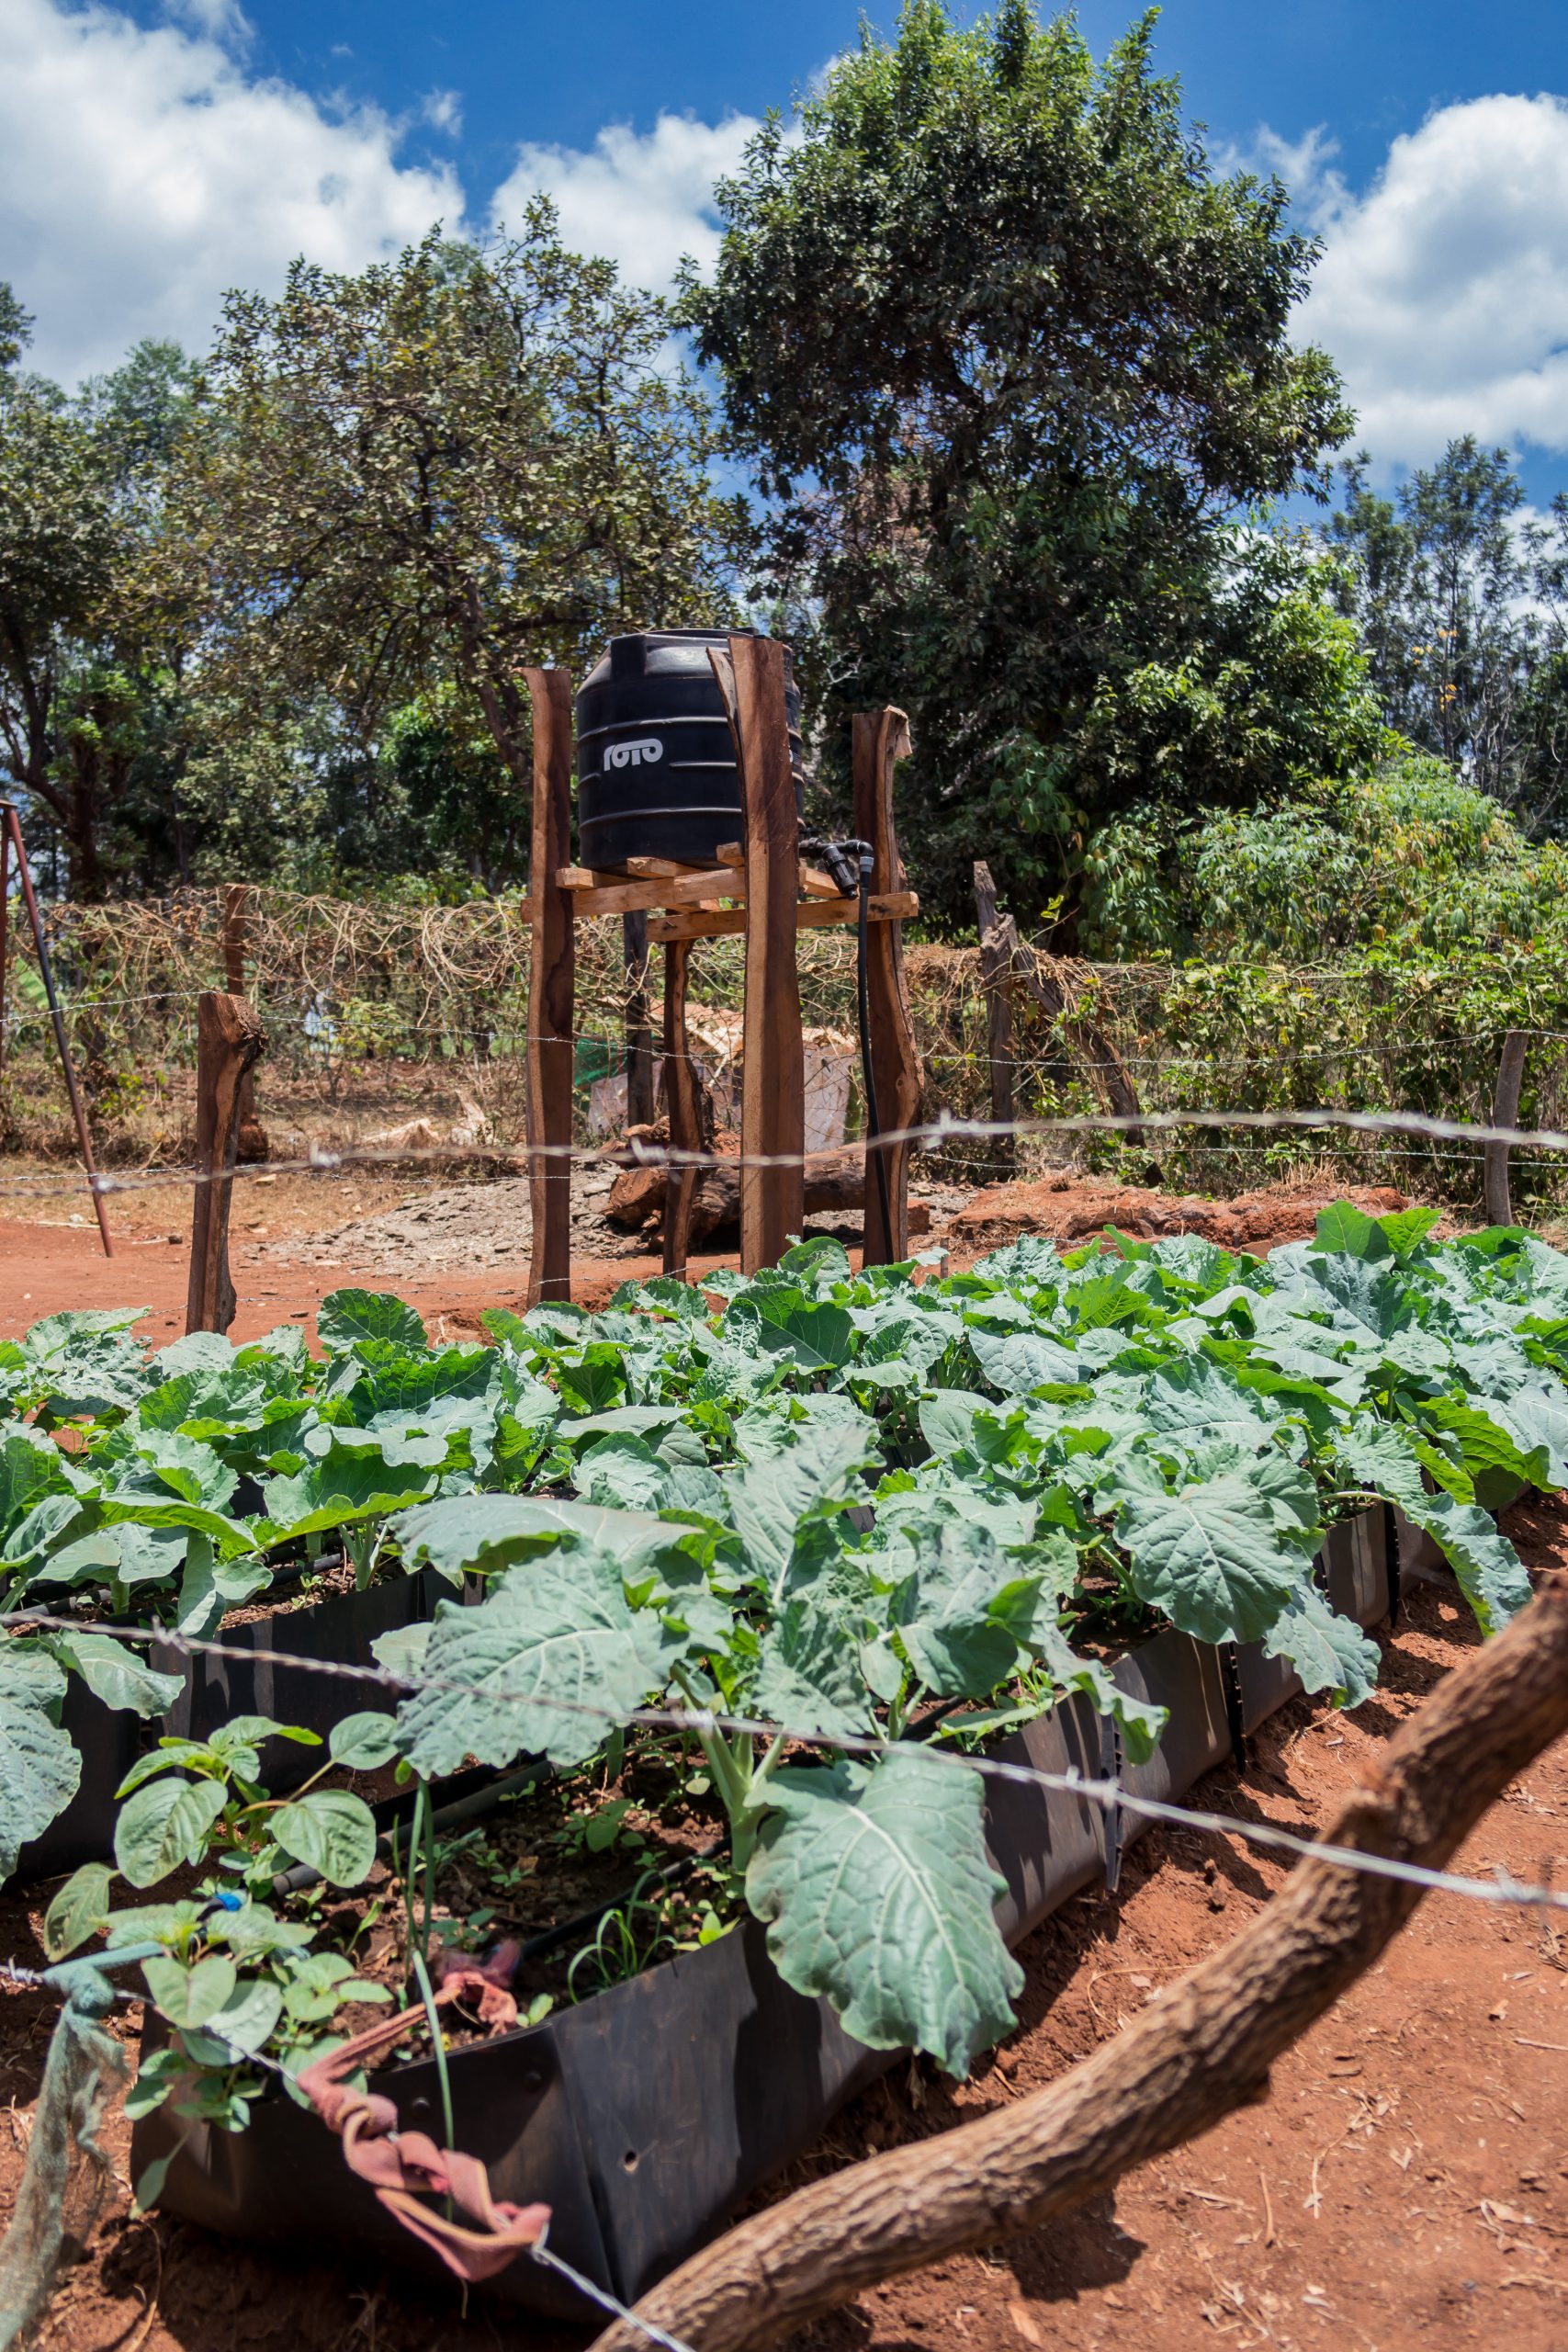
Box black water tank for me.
[574,628,805,872]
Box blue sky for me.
[5,0,1568,498]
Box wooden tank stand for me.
[519,637,920,1304]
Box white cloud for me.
[422,87,462,138]
[161,0,252,43]
[491,111,761,290]
[1282,95,1568,471]
[0,0,463,385]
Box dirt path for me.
[0,1207,743,1343]
[0,1164,1435,1348]
[2,1528,1565,2352]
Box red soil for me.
[949,1174,1411,1256]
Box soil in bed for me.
[344,1741,737,2032]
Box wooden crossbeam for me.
[648,889,918,944]
[540,858,866,922]
[553,865,742,918]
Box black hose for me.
[857,846,894,1254]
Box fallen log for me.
[588,1571,1568,2352]
[607,1146,930,1244]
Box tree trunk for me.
[588,1570,1568,2352]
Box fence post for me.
[220,881,265,1158]
[972,858,1017,1159]
[3,802,113,1257]
[854,708,920,1261]
[521,667,576,1305]
[623,909,656,1129]
[186,989,265,1335]
[661,936,705,1278]
[727,636,805,1274]
[1483,1030,1528,1228]
[0,816,8,1080]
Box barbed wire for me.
[12,1612,1567,1920]
[0,1099,1567,1204]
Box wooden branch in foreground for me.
[589,1573,1568,2352]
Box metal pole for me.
[1,805,112,1257]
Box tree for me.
[175,210,744,849]
[679,1,1356,933]
[1328,437,1568,832]
[0,318,197,897]
[1079,751,1568,961]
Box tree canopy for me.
[680,0,1359,933]
[177,210,744,833]
[1328,435,1568,835]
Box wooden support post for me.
[853,709,920,1263]
[221,881,265,1157]
[623,909,656,1129]
[521,668,576,1305]
[0,815,8,1080]
[661,937,702,1279]
[972,858,1016,1164]
[221,883,247,994]
[186,989,265,1335]
[1484,1029,1528,1227]
[3,803,113,1258]
[723,638,805,1273]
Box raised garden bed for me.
[131,1510,1389,2322]
[17,1571,445,1879]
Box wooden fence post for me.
[186,989,265,1335]
[1483,1029,1528,1227]
[0,815,9,1081]
[854,709,921,1261]
[972,858,1017,1159]
[221,881,266,1158]
[623,909,656,1129]
[661,937,704,1278]
[727,637,805,1274]
[521,668,576,1305]
[3,802,113,1257]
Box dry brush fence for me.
[3,884,1568,1206]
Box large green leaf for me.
[0,1642,79,1883]
[114,1775,229,1887]
[748,1748,1021,2075]
[42,1860,116,1959]
[60,1634,184,1719]
[394,1553,681,1773]
[259,1436,438,1542]
[1311,1201,1393,1261]
[1140,1359,1280,1454]
[142,1952,238,2030]
[1263,1585,1380,1708]
[272,1790,377,1885]
[750,1596,874,1736]
[392,1491,670,1588]
[180,1977,286,2062]
[745,1299,856,1374]
[892,1526,1036,1700]
[967,1329,1079,1396]
[1029,1624,1168,1765]
[316,1290,428,1355]
[1337,1423,1532,1632]
[1115,1475,1303,1645]
[727,1425,874,1600]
